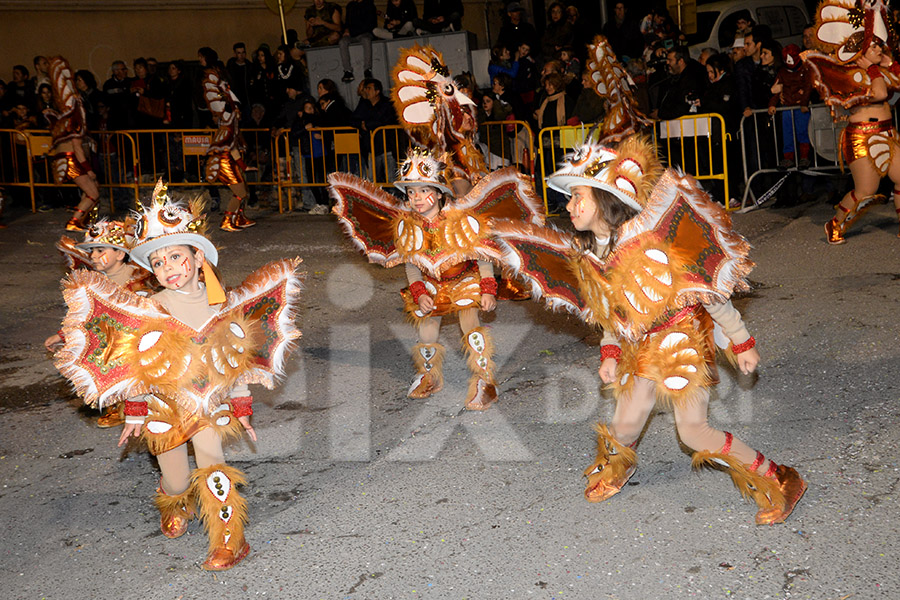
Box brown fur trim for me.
[191,464,249,556]
[692,450,785,510]
[154,485,195,527]
[201,312,262,391]
[462,327,496,384]
[411,343,445,385]
[584,424,638,484]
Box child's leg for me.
[584,376,655,502]
[155,443,194,538]
[459,308,497,410]
[780,110,796,163]
[677,392,806,525]
[189,427,250,570]
[409,316,446,398]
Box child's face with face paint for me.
[566,185,607,236]
[89,246,126,273]
[149,244,203,292]
[406,185,442,220]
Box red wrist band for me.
[124,400,148,416]
[230,395,253,417]
[891,62,900,75]
[731,336,756,354]
[600,344,622,361]
[409,281,428,303]
[57,330,65,343]
[480,277,498,296]
[867,64,884,80]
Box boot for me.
[844,193,884,231]
[220,211,243,232]
[65,199,99,231]
[778,152,794,170]
[154,481,194,539]
[583,424,637,502]
[462,327,497,410]
[96,405,124,428]
[797,143,811,169]
[691,431,806,525]
[824,199,851,245]
[192,464,250,570]
[235,207,256,228]
[408,343,445,399]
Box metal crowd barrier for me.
[738,103,847,210]
[0,129,140,211]
[653,113,732,210]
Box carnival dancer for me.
[53,181,303,569]
[198,47,255,232]
[805,0,900,243]
[492,136,806,524]
[329,147,544,409]
[45,219,157,427]
[44,56,101,232]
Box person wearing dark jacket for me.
[655,47,707,120]
[414,0,463,34]
[602,2,644,61]
[496,2,539,56]
[373,0,417,39]
[339,0,378,83]
[351,78,398,180]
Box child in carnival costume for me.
[46,219,157,427]
[43,56,101,232]
[198,47,255,233]
[492,135,806,524]
[329,147,545,409]
[804,0,900,243]
[53,181,303,569]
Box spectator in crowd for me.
[373,0,417,39]
[513,42,538,111]
[731,37,746,63]
[352,78,398,180]
[566,6,592,61]
[534,72,573,129]
[10,101,36,131]
[735,31,761,118]
[0,80,7,127]
[146,57,165,88]
[163,60,193,128]
[305,0,343,47]
[250,45,277,114]
[698,47,717,66]
[103,60,132,130]
[131,57,164,128]
[274,44,303,105]
[296,97,327,210]
[602,2,644,61]
[640,9,665,43]
[9,65,34,111]
[478,92,513,168]
[541,2,573,59]
[340,0,377,83]
[227,42,254,112]
[270,82,307,141]
[558,46,581,87]
[700,52,739,131]
[571,70,606,125]
[492,72,525,120]
[497,2,539,56]
[32,56,50,94]
[768,44,814,169]
[488,44,520,84]
[35,82,53,123]
[752,38,782,111]
[74,70,103,130]
[414,0,463,34]
[654,46,707,120]
[733,10,755,42]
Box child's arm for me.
[406,262,434,314]
[703,300,759,375]
[477,260,497,312]
[118,396,149,446]
[230,385,256,442]
[598,331,621,384]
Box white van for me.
[685,0,810,58]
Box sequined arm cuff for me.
[231,395,253,418]
[867,64,884,80]
[600,344,622,362]
[731,337,756,354]
[479,277,498,296]
[409,280,429,303]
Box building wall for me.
[0,1,502,83]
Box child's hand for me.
[44,333,63,352]
[238,416,257,442]
[800,105,809,113]
[598,358,618,383]
[767,105,776,115]
[118,423,142,447]
[418,294,435,314]
[736,347,759,375]
[480,294,496,312]
[771,82,783,94]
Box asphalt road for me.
[1,194,898,600]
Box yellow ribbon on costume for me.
[202,261,226,305]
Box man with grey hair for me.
[102,60,132,129]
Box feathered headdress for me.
[814,0,896,63]
[75,219,136,254]
[393,146,452,194]
[584,36,652,144]
[547,135,662,212]
[44,56,86,145]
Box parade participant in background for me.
[45,219,157,427]
[198,47,255,232]
[492,136,806,524]
[329,147,544,409]
[44,57,101,232]
[805,0,900,244]
[53,181,303,569]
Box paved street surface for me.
[1,196,898,600]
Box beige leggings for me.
[156,427,226,495]
[417,307,480,344]
[609,376,771,473]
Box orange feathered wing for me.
[54,259,303,412]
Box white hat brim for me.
[75,242,130,254]
[129,233,219,271]
[393,180,453,195]
[547,174,643,212]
